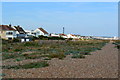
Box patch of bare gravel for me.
[2,43,118,78]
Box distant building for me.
[67,34,78,39]
[0,25,17,40]
[25,30,36,37]
[59,34,68,38]
[13,25,32,42]
[14,25,27,38]
[34,28,49,37]
[49,33,60,37]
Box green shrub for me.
[15,58,23,61]
[3,49,9,52]
[30,36,38,41]
[12,38,20,42]
[80,51,91,55]
[116,45,120,49]
[23,54,41,59]
[42,53,66,59]
[48,37,65,40]
[0,73,6,76]
[68,38,73,40]
[71,54,85,58]
[23,42,39,47]
[2,61,49,69]
[44,58,51,60]
[2,39,9,45]
[38,35,48,40]
[49,53,66,59]
[2,53,21,60]
[14,49,22,52]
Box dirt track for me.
[2,42,118,78]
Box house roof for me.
[38,28,48,34]
[59,34,67,36]
[71,34,75,36]
[14,26,26,34]
[0,25,16,31]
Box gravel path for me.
[2,42,118,78]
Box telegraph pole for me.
[63,27,64,34]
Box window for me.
[8,37,12,40]
[6,32,13,35]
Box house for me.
[49,33,60,37]
[21,37,32,42]
[59,34,68,38]
[0,25,17,40]
[13,25,32,42]
[25,30,36,37]
[14,25,27,38]
[34,28,48,37]
[67,34,78,39]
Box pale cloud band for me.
[1,0,120,2]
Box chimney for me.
[9,24,11,27]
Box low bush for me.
[49,53,66,59]
[43,53,66,59]
[15,58,23,61]
[80,51,91,55]
[39,35,48,40]
[12,38,20,42]
[25,55,41,59]
[2,53,21,60]
[23,42,39,47]
[2,61,49,69]
[71,54,85,58]
[14,49,22,52]
[116,45,120,49]
[44,58,51,60]
[48,37,65,40]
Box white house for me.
[25,30,36,37]
[67,34,78,39]
[34,28,49,37]
[59,34,68,38]
[13,25,27,38]
[0,25,17,40]
[49,33,60,37]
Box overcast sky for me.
[2,2,118,37]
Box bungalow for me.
[34,28,48,37]
[59,34,68,38]
[25,30,36,37]
[67,34,78,39]
[0,25,17,40]
[49,33,60,37]
[74,35,81,39]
